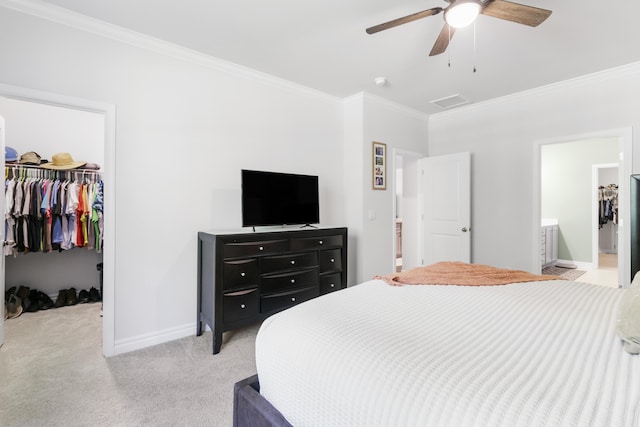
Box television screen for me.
[241,169,320,227]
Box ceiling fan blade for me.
[429,24,456,56]
[481,0,552,27]
[366,7,443,34]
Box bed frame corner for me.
[233,374,293,427]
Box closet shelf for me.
[5,164,102,181]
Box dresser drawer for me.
[223,239,289,258]
[291,234,343,251]
[260,252,318,274]
[320,273,341,295]
[319,249,342,273]
[223,259,259,290]
[223,288,259,323]
[261,286,319,314]
[261,267,319,293]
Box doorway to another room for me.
[393,150,421,273]
[537,131,631,288]
[579,163,619,288]
[0,83,116,355]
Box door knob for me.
[461,227,469,232]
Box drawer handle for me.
[330,283,335,288]
[240,304,246,309]
[330,258,335,263]
[291,297,296,302]
[259,246,264,251]
[319,240,323,245]
[240,272,246,277]
[291,279,295,283]
[290,260,295,265]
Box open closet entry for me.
[598,179,618,256]
[594,164,619,283]
[1,95,105,349]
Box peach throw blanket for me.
[374,261,565,286]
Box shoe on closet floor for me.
[89,287,101,302]
[16,286,30,311]
[25,289,41,312]
[38,291,54,310]
[66,288,78,306]
[54,289,67,308]
[78,289,90,304]
[15,285,29,299]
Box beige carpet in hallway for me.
[0,303,258,426]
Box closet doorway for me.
[392,149,421,272]
[0,83,115,356]
[536,129,632,288]
[592,164,619,285]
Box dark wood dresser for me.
[197,227,347,354]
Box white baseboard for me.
[113,322,196,355]
[556,259,594,271]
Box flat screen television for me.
[241,169,320,227]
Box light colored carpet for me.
[0,303,259,426]
[542,265,586,281]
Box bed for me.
[234,262,640,426]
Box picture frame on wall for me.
[372,141,386,190]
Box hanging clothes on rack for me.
[598,184,618,229]
[4,165,104,257]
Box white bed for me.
[254,277,640,426]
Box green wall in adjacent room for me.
[541,138,618,263]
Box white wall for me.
[342,96,365,287]
[343,94,428,283]
[428,63,640,275]
[0,97,104,165]
[343,94,428,284]
[0,7,347,353]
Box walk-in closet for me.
[1,96,105,348]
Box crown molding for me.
[0,0,341,106]
[430,61,640,121]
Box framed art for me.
[372,141,386,190]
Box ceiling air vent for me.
[430,94,471,109]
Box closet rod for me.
[5,164,101,173]
[5,164,102,181]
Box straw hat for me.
[40,152,86,170]
[19,151,42,165]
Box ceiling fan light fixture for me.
[445,0,482,29]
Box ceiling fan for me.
[366,0,552,56]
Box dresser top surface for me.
[200,226,346,237]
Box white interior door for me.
[0,116,5,347]
[420,152,471,265]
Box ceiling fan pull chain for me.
[448,24,452,68]
[473,21,477,73]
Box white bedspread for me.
[256,279,640,426]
